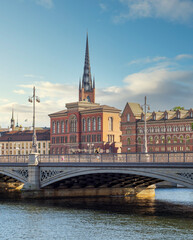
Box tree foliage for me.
[172,106,184,111]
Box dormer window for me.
[176,110,180,119]
[141,113,144,121]
[190,111,193,118]
[164,112,168,120]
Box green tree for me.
[172,106,184,111]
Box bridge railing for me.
[0,152,193,163]
[0,155,29,163]
[39,152,193,163]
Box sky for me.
[0,0,193,128]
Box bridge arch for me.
[40,168,193,189]
[0,170,27,184]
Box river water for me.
[0,188,193,240]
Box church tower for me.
[10,108,15,130]
[79,34,95,103]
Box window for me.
[52,121,55,134]
[127,137,130,145]
[92,118,96,131]
[81,135,86,142]
[61,137,64,143]
[57,121,60,133]
[97,117,101,131]
[65,120,68,133]
[70,116,77,133]
[56,137,60,143]
[186,135,190,143]
[61,121,64,133]
[87,135,91,142]
[138,137,141,144]
[70,135,76,143]
[167,136,171,144]
[108,117,113,131]
[92,135,96,142]
[173,136,177,144]
[161,136,165,144]
[108,135,114,142]
[87,118,91,131]
[65,136,68,143]
[180,136,183,144]
[127,114,130,121]
[155,136,159,144]
[126,128,131,134]
[149,136,153,144]
[52,137,55,144]
[82,118,86,132]
[97,134,101,142]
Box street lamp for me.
[87,143,94,154]
[142,96,150,153]
[28,86,40,153]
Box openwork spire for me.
[82,34,92,91]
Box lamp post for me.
[142,96,150,153]
[87,143,94,154]
[28,86,40,153]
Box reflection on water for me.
[0,189,193,240]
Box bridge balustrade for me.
[0,152,193,163]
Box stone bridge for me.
[0,152,193,198]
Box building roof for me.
[0,129,50,142]
[49,101,121,117]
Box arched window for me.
[155,136,159,144]
[127,138,130,145]
[138,137,141,144]
[127,114,130,122]
[97,117,101,131]
[167,136,171,144]
[180,136,183,144]
[52,121,55,134]
[61,121,64,133]
[161,136,165,144]
[173,136,177,144]
[82,118,86,132]
[70,116,77,133]
[87,118,91,131]
[149,136,153,144]
[65,120,68,133]
[108,117,113,131]
[186,135,190,143]
[92,118,96,131]
[57,121,60,133]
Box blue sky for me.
[0,0,193,127]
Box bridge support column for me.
[23,153,40,190]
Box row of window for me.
[0,142,47,149]
[52,134,102,144]
[126,135,192,145]
[52,116,102,134]
[137,125,191,134]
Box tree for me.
[172,106,184,111]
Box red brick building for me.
[49,36,122,154]
[121,102,193,153]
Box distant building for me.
[0,129,50,155]
[49,35,122,154]
[121,102,193,153]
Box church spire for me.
[10,107,15,130]
[82,34,92,91]
[79,34,95,103]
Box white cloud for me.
[115,0,193,23]
[128,56,167,65]
[35,0,53,9]
[175,54,193,60]
[13,89,26,95]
